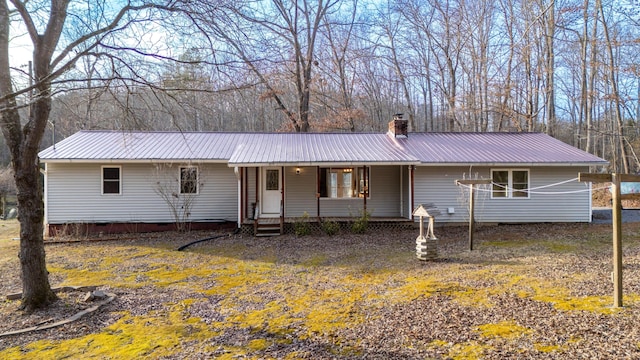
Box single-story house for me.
[38,117,607,236]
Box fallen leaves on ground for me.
[1,221,640,359]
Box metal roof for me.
[227,133,419,166]
[400,132,607,165]
[38,130,607,166]
[38,131,246,163]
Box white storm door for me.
[262,167,281,216]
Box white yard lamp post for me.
[413,204,438,260]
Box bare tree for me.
[315,0,363,132]
[188,0,341,132]
[541,0,556,136]
[597,0,629,173]
[153,163,202,232]
[0,0,190,311]
[424,0,466,131]
[375,2,417,132]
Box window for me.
[492,169,529,198]
[265,169,279,190]
[180,167,198,194]
[102,166,121,195]
[319,167,369,198]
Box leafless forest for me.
[3,0,640,172]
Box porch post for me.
[255,167,259,215]
[363,166,368,212]
[254,167,259,235]
[400,166,403,217]
[234,167,242,228]
[243,167,248,222]
[317,166,321,218]
[410,165,415,220]
[281,166,285,233]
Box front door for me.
[261,167,281,217]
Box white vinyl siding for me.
[414,166,592,223]
[284,166,318,217]
[367,166,402,217]
[45,162,237,224]
[246,167,258,218]
[401,166,410,218]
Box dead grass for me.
[1,222,640,359]
[0,219,19,240]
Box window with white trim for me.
[319,167,369,198]
[180,166,198,194]
[102,166,121,195]
[492,169,529,198]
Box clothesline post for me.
[455,179,492,251]
[579,172,640,308]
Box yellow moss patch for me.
[550,295,614,312]
[140,264,215,287]
[300,287,366,337]
[228,300,295,336]
[429,339,450,348]
[534,343,563,353]
[524,282,616,313]
[47,265,120,288]
[450,287,502,308]
[394,276,460,301]
[47,244,239,291]
[509,274,619,314]
[448,341,491,360]
[202,261,274,296]
[9,304,219,359]
[247,338,271,351]
[476,320,531,339]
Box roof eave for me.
[417,161,609,167]
[39,158,230,164]
[228,160,421,167]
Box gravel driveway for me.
[591,208,640,224]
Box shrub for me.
[351,210,370,234]
[321,220,340,236]
[294,212,311,236]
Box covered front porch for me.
[233,165,418,236]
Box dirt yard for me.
[2,220,640,359]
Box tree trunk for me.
[598,0,629,173]
[586,2,599,154]
[544,0,556,136]
[15,157,56,310]
[0,0,60,311]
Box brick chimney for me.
[388,113,408,138]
